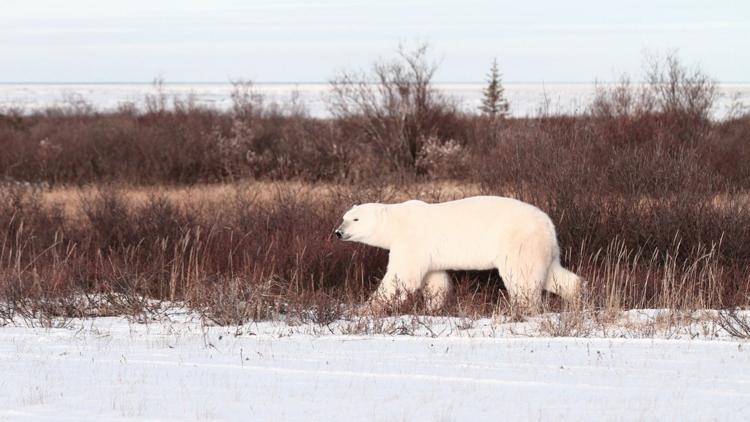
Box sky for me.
[1,0,748,83]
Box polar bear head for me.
[334,203,389,248]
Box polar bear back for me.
[385,196,558,271]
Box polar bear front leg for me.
[369,249,427,309]
[422,271,453,312]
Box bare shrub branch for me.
[327,43,458,172]
[716,309,750,338]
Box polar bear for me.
[334,196,581,312]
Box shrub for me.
[415,136,467,178]
[328,43,460,173]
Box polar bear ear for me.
[378,204,388,218]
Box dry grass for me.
[38,181,484,222]
[1,182,749,332]
[35,182,750,225]
[2,52,750,336]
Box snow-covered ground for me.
[1,311,749,421]
[1,83,749,119]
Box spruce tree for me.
[480,59,509,118]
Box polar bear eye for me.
[353,218,359,222]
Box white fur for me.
[336,196,581,311]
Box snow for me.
[1,311,749,421]
[1,83,748,119]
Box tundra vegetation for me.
[1,46,749,336]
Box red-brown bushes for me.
[1,52,750,322]
[1,180,749,323]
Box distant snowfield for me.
[1,82,749,119]
[1,311,749,421]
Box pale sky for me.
[1,0,748,82]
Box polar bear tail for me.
[544,262,582,302]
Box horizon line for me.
[1,80,749,85]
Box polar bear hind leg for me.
[496,246,551,314]
[499,264,547,314]
[422,271,453,312]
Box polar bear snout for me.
[334,224,349,240]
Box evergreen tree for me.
[480,59,509,118]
